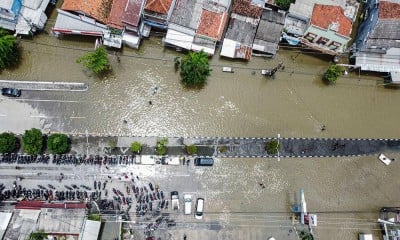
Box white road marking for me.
[70,116,86,119]
[0,114,6,117]
[19,99,86,103]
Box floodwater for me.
[1,10,400,240]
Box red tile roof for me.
[122,0,143,27]
[145,0,173,14]
[379,1,400,19]
[62,0,113,24]
[15,201,87,210]
[310,4,352,37]
[232,0,263,19]
[108,0,129,29]
[197,10,228,41]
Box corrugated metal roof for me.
[0,212,12,240]
[355,48,400,73]
[80,220,101,240]
[53,9,108,33]
[122,0,144,27]
[164,28,194,50]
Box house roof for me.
[61,0,113,23]
[108,0,129,29]
[145,0,173,14]
[379,1,400,19]
[232,0,263,18]
[122,0,143,27]
[310,4,352,37]
[196,10,228,40]
[15,201,87,210]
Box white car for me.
[184,194,192,215]
[195,198,204,219]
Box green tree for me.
[265,140,280,154]
[22,128,43,155]
[178,50,211,87]
[156,138,168,155]
[130,141,142,154]
[186,144,197,155]
[0,28,19,70]
[88,214,101,221]
[28,230,47,240]
[323,65,343,84]
[108,139,117,150]
[47,133,69,154]
[0,132,16,153]
[76,46,111,74]
[275,0,294,10]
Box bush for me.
[47,133,69,154]
[108,139,117,150]
[265,140,280,154]
[22,128,43,155]
[186,144,197,155]
[28,230,47,240]
[156,138,168,155]
[130,141,142,154]
[88,214,101,221]
[275,0,294,10]
[323,65,343,84]
[0,132,16,153]
[76,46,111,74]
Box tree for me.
[323,65,343,84]
[88,214,101,221]
[275,0,294,10]
[0,132,17,153]
[265,140,280,154]
[22,128,43,155]
[186,144,197,155]
[76,46,111,74]
[156,138,168,155]
[28,230,47,240]
[130,141,142,154]
[0,28,19,71]
[177,50,211,88]
[47,133,69,154]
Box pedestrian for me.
[149,100,152,105]
[321,125,326,131]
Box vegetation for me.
[0,132,17,153]
[275,0,294,10]
[265,140,280,154]
[22,128,43,155]
[108,139,117,150]
[185,144,197,155]
[299,230,314,240]
[0,28,19,71]
[130,141,142,154]
[323,65,343,84]
[176,50,211,88]
[156,138,168,155]
[76,46,111,74]
[47,133,69,154]
[87,214,101,221]
[218,146,228,154]
[28,230,48,240]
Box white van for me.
[184,194,192,215]
[195,198,204,219]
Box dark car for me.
[194,157,214,166]
[1,88,21,97]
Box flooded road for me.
[0,13,400,240]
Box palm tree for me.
[178,50,211,87]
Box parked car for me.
[195,198,204,219]
[184,194,192,215]
[1,88,21,97]
[194,157,214,166]
[171,191,180,210]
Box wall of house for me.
[303,25,350,53]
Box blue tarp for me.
[11,0,22,19]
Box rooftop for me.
[225,14,259,46]
[61,0,113,23]
[253,9,285,54]
[145,0,173,14]
[232,0,263,19]
[310,4,352,37]
[196,10,228,40]
[122,0,144,27]
[169,0,202,29]
[15,201,87,210]
[379,1,400,19]
[365,19,400,49]
[108,0,129,29]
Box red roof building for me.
[145,0,173,14]
[62,0,114,24]
[379,1,400,19]
[108,0,129,29]
[310,4,352,37]
[108,0,143,30]
[196,10,228,41]
[15,201,87,210]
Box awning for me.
[164,29,194,51]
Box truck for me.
[171,191,180,210]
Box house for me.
[300,4,353,55]
[52,0,122,48]
[252,8,285,57]
[163,0,230,55]
[220,0,263,60]
[143,0,176,30]
[108,0,146,49]
[353,0,400,73]
[0,0,51,35]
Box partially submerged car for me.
[1,88,21,97]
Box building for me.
[353,0,400,73]
[220,0,263,60]
[143,0,176,30]
[252,8,285,57]
[301,4,353,55]
[52,0,122,48]
[164,0,230,55]
[0,0,51,35]
[0,212,12,240]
